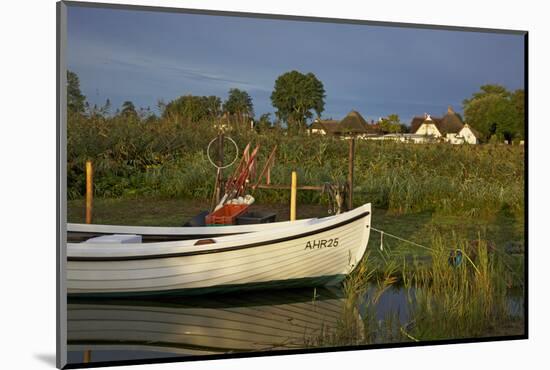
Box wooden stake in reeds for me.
[290,171,297,221]
[85,160,93,224]
[215,132,224,204]
[347,137,355,211]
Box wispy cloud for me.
[68,38,269,92]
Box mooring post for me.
[85,160,93,224]
[290,171,297,221]
[84,161,94,361]
[215,132,224,204]
[347,137,355,211]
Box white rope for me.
[206,136,239,169]
[370,227,481,274]
[371,227,433,252]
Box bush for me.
[67,114,524,217]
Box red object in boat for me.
[206,204,250,225]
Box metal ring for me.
[206,136,239,169]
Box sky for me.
[67,5,525,124]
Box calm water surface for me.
[67,285,524,365]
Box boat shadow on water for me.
[67,287,361,364]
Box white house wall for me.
[459,127,479,144]
[415,123,442,137]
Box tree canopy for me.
[223,89,254,123]
[162,95,222,123]
[67,70,86,114]
[270,71,325,132]
[120,101,137,118]
[463,84,525,141]
[379,114,404,133]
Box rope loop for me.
[206,136,239,170]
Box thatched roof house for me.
[411,107,465,136]
[309,111,380,136]
[438,106,464,134]
[410,106,481,144]
[338,110,369,134]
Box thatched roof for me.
[364,123,383,134]
[438,106,464,134]
[309,119,339,134]
[410,115,442,133]
[311,111,383,136]
[338,110,369,134]
[410,107,464,135]
[309,120,326,130]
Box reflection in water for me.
[67,285,524,365]
[67,287,350,364]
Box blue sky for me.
[67,6,525,124]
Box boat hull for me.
[67,204,371,296]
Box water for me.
[66,285,524,365]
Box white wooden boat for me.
[68,217,318,242]
[67,203,371,296]
[67,288,351,359]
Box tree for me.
[511,89,525,139]
[256,113,272,131]
[270,71,325,132]
[223,89,254,124]
[120,101,137,118]
[86,98,111,118]
[379,114,403,133]
[463,84,524,141]
[162,95,222,123]
[67,70,86,114]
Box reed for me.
[68,114,524,217]
[404,235,520,340]
[310,232,525,346]
[306,252,406,347]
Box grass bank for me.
[68,116,524,218]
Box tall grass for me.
[404,235,518,340]
[308,234,524,346]
[68,114,524,217]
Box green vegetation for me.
[463,84,525,141]
[307,234,524,347]
[65,67,525,344]
[67,112,524,221]
[402,236,520,340]
[67,71,86,114]
[378,113,406,133]
[223,88,254,124]
[162,94,222,123]
[67,71,523,218]
[271,70,326,131]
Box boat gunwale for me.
[67,217,318,236]
[68,210,370,262]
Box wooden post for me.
[215,133,224,204]
[290,171,297,221]
[83,350,91,363]
[85,160,93,224]
[347,138,355,211]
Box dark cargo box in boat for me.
[236,211,277,225]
